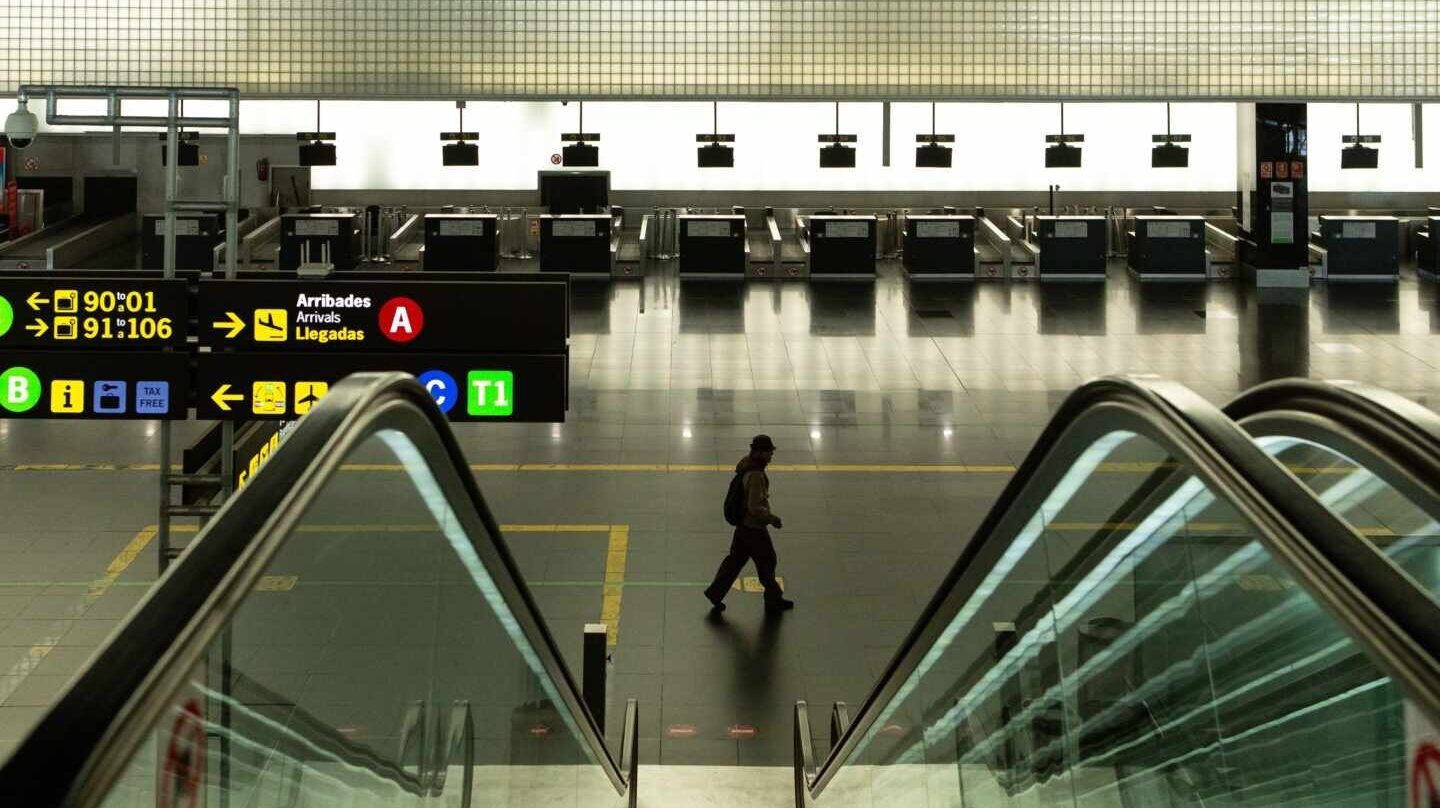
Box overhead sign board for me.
[0,278,188,348]
[196,352,567,422]
[196,279,567,353]
[0,351,190,419]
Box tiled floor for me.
[1,259,1439,766]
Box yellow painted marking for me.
[254,575,298,592]
[0,525,156,707]
[600,525,629,646]
[735,575,786,594]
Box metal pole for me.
[882,102,890,168]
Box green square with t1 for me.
[467,370,514,417]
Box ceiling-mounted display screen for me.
[4,1,1436,100]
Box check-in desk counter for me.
[279,213,362,271]
[142,213,224,271]
[807,215,877,278]
[422,213,499,272]
[678,215,747,277]
[539,214,613,277]
[1414,217,1438,279]
[902,215,976,279]
[1034,216,1106,280]
[1127,215,1206,280]
[1315,216,1399,280]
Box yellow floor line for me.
[600,525,629,647]
[0,524,156,707]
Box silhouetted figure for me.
[705,435,795,613]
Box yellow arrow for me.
[26,292,49,310]
[25,320,48,337]
[211,311,245,339]
[211,384,244,412]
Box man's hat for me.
[750,434,777,452]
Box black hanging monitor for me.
[819,135,857,168]
[441,130,480,167]
[697,134,735,168]
[297,131,337,167]
[539,169,611,215]
[915,135,955,168]
[561,133,601,167]
[1151,134,1191,168]
[1341,135,1381,169]
[159,132,200,167]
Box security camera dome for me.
[5,101,38,149]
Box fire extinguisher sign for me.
[159,698,207,808]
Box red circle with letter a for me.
[379,296,424,343]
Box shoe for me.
[765,599,796,613]
[706,593,726,612]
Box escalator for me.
[795,378,1440,807]
[0,373,637,807]
[3,374,1439,806]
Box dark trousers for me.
[705,525,785,605]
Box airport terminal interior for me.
[1,2,1440,806]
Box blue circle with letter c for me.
[417,370,458,414]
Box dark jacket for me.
[736,454,780,529]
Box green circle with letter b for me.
[0,296,12,338]
[0,366,41,413]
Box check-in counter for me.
[1034,215,1106,280]
[1127,215,1207,280]
[279,213,362,271]
[678,214,747,277]
[142,213,225,271]
[806,215,877,278]
[902,215,976,279]
[422,213,499,272]
[1414,216,1438,279]
[539,214,613,276]
[1316,216,1399,280]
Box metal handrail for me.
[0,374,633,806]
[800,376,1440,804]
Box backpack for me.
[723,472,747,526]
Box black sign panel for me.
[196,352,568,422]
[696,134,737,143]
[1045,134,1086,143]
[560,133,602,142]
[1152,134,1193,143]
[0,277,188,348]
[0,351,190,420]
[440,131,481,141]
[915,134,957,143]
[196,279,567,352]
[818,134,859,143]
[1342,134,1383,144]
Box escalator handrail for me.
[0,373,629,806]
[1226,377,1440,505]
[1226,377,1440,646]
[805,375,1440,801]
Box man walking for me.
[705,435,795,613]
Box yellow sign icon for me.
[254,309,288,342]
[54,289,79,314]
[50,379,85,413]
[252,381,287,415]
[52,316,78,340]
[294,382,329,415]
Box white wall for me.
[17,98,1439,194]
[1308,103,1440,192]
